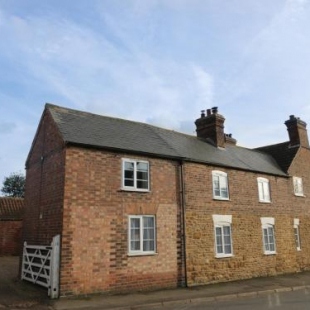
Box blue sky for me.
[1,0,310,185]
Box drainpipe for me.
[37,119,46,243]
[179,160,188,287]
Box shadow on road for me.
[0,256,51,309]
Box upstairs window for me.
[293,177,303,196]
[128,215,156,255]
[257,177,271,203]
[294,219,301,251]
[122,159,149,191]
[261,217,276,255]
[212,170,229,200]
[212,215,233,258]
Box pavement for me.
[1,256,310,310]
[52,272,310,310]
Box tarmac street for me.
[1,256,310,310]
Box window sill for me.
[294,194,305,197]
[128,252,158,257]
[259,200,271,203]
[120,188,150,193]
[213,197,230,201]
[263,252,276,255]
[215,254,233,259]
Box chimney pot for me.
[211,107,218,114]
[207,109,211,116]
[200,110,205,118]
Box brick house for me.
[0,197,23,256]
[23,104,310,296]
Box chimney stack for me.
[195,107,225,148]
[285,115,309,148]
[224,133,237,146]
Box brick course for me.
[0,220,22,256]
[24,110,65,246]
[0,197,23,256]
[60,147,183,295]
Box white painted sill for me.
[263,252,276,256]
[213,197,230,201]
[215,254,233,259]
[120,187,150,193]
[127,252,158,257]
[294,193,305,197]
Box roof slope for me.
[255,142,299,173]
[0,197,24,220]
[46,104,286,176]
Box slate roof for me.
[46,103,287,177]
[255,142,299,173]
[0,197,24,220]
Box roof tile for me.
[45,103,287,177]
[0,197,24,220]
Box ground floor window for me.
[294,218,301,251]
[261,217,276,255]
[128,215,156,255]
[212,215,233,258]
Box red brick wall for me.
[23,109,65,245]
[184,159,310,287]
[0,220,22,256]
[60,147,184,296]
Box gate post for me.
[49,235,60,299]
[21,241,28,281]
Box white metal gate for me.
[21,235,60,299]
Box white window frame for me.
[212,215,233,258]
[293,177,304,196]
[261,217,276,255]
[212,170,229,200]
[257,177,271,203]
[294,218,301,251]
[122,159,150,191]
[128,215,156,255]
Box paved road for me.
[0,256,50,309]
[143,287,310,310]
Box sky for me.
[1,0,310,186]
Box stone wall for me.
[184,161,310,286]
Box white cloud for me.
[0,5,215,133]
[1,0,310,183]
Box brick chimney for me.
[195,107,225,148]
[285,115,309,148]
